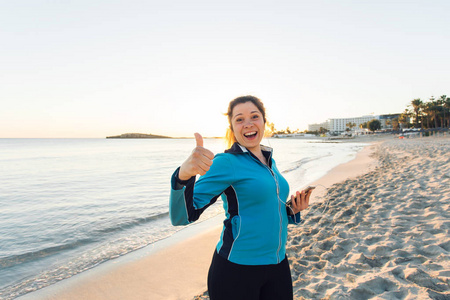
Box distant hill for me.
[106,133,172,139]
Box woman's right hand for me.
[178,133,215,181]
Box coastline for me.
[18,135,449,300]
[16,136,382,300]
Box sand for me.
[18,134,450,300]
[285,135,450,300]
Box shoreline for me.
[17,215,224,300]
[18,135,420,300]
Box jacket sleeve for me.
[288,212,302,225]
[169,154,234,226]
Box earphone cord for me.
[264,138,331,218]
[282,183,330,220]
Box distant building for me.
[308,122,329,132]
[327,115,379,134]
[379,114,401,130]
[308,113,402,134]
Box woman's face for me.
[230,101,265,152]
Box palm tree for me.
[266,121,276,136]
[399,109,411,129]
[422,100,436,129]
[438,95,448,128]
[392,118,400,131]
[410,98,423,128]
[429,96,439,129]
[346,122,356,132]
[319,127,328,134]
[444,96,450,128]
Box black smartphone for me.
[286,186,316,207]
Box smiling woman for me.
[169,95,314,300]
[225,96,266,151]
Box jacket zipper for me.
[248,151,283,263]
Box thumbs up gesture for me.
[178,133,215,181]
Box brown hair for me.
[225,95,267,148]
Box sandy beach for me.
[286,135,450,299]
[18,134,449,300]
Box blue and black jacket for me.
[170,142,301,265]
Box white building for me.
[308,114,403,134]
[327,115,379,134]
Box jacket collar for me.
[225,142,273,167]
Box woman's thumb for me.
[194,132,203,147]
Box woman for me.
[170,95,312,300]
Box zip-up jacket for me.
[169,143,301,265]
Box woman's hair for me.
[225,95,267,148]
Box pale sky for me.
[1,0,449,138]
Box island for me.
[106,133,172,139]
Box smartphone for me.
[304,186,316,193]
[286,186,316,207]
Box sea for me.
[0,138,367,299]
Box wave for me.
[0,212,170,269]
[281,153,332,174]
[93,211,169,235]
[0,238,95,269]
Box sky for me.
[1,0,449,138]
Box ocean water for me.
[0,138,366,299]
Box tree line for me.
[343,95,450,132]
[266,94,449,136]
[342,94,450,132]
[265,122,302,136]
[406,95,450,129]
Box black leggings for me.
[207,251,293,300]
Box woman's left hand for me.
[289,189,312,214]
